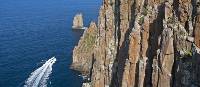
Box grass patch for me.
[83,33,96,51]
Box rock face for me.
[71,0,200,87]
[72,13,85,29]
[71,21,97,75]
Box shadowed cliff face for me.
[71,0,200,87]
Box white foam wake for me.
[24,57,56,87]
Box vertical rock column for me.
[90,0,117,87]
[195,1,200,48]
[152,1,174,87]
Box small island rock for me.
[72,13,87,29]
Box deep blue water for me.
[0,0,101,87]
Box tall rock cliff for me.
[71,0,200,87]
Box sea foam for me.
[24,57,56,87]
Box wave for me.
[24,57,56,87]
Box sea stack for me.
[72,13,86,29]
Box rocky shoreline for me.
[71,0,200,87]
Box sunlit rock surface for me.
[72,0,200,87]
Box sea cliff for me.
[72,0,200,87]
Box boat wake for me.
[24,57,56,87]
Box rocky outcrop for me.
[72,13,87,29]
[71,21,97,75]
[71,0,200,87]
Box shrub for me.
[142,7,148,16]
[185,50,192,57]
[139,16,144,25]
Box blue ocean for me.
[0,0,101,87]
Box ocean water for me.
[0,0,101,87]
